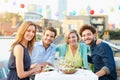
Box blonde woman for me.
[8,21,42,80]
[56,30,90,69]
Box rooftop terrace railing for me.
[103,40,120,50]
[103,40,120,55]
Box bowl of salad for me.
[60,65,77,74]
[61,68,77,74]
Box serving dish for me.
[61,69,77,74]
[60,67,77,74]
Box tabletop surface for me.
[35,69,98,80]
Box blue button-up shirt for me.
[90,40,117,80]
[31,40,56,65]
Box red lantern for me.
[90,10,94,15]
[20,3,25,8]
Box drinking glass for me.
[54,58,60,72]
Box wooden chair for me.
[0,61,8,80]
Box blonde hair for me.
[65,30,80,44]
[10,21,37,54]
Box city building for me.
[23,12,43,22]
[62,15,90,33]
[58,0,67,21]
[41,18,62,36]
[90,14,108,33]
[45,5,52,19]
[62,14,108,34]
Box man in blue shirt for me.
[31,27,57,68]
[79,24,117,80]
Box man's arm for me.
[96,43,114,77]
[45,46,56,66]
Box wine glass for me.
[54,58,60,72]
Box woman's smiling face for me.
[68,32,78,46]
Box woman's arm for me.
[56,43,67,57]
[14,45,41,79]
[96,39,103,44]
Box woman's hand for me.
[96,39,102,45]
[30,63,39,69]
[32,64,43,74]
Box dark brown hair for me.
[43,27,57,37]
[79,24,96,36]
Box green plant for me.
[36,35,41,41]
[99,30,120,40]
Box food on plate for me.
[42,65,54,72]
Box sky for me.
[0,0,120,28]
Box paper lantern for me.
[12,1,16,6]
[62,11,67,16]
[55,12,59,17]
[29,6,34,11]
[90,10,94,15]
[20,3,25,8]
[4,0,8,3]
[80,10,86,15]
[72,11,76,16]
[118,5,120,10]
[46,9,51,13]
[99,8,104,13]
[38,7,42,13]
[110,7,114,12]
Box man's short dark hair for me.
[43,27,57,37]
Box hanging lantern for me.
[99,8,104,13]
[38,7,42,13]
[62,11,67,16]
[110,7,114,12]
[80,10,86,15]
[4,0,8,3]
[118,5,120,10]
[29,5,34,11]
[55,12,59,17]
[90,10,94,15]
[20,3,25,8]
[72,11,76,16]
[12,1,16,6]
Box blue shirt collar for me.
[90,40,97,51]
[37,40,55,48]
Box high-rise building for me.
[58,0,67,20]
[45,5,52,19]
